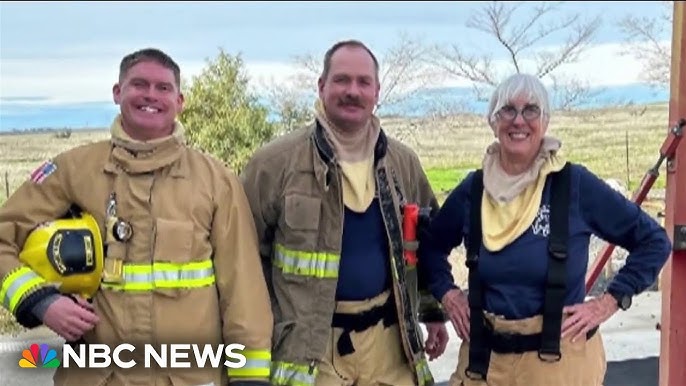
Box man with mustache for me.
[241,40,449,386]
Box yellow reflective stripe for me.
[1,267,46,313]
[227,349,271,378]
[126,259,214,273]
[271,361,317,386]
[274,244,339,278]
[101,259,215,291]
[415,358,433,386]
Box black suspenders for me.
[465,162,572,381]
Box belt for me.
[484,317,599,355]
[330,294,398,356]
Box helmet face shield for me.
[20,212,104,298]
[48,229,98,276]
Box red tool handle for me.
[403,204,419,265]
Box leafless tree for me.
[263,85,315,134]
[430,1,602,109]
[258,63,315,134]
[548,74,604,111]
[388,98,475,146]
[261,32,447,133]
[618,1,672,87]
[292,32,437,110]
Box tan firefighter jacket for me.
[0,132,273,386]
[241,120,447,386]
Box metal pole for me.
[4,171,8,200]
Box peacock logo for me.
[18,343,60,368]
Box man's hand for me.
[561,294,618,342]
[441,288,470,342]
[424,322,448,361]
[42,295,99,342]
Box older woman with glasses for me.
[418,73,671,386]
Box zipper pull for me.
[106,192,117,218]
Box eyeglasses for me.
[496,104,542,122]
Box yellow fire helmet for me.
[19,210,104,299]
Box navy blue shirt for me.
[419,163,671,319]
[336,198,391,301]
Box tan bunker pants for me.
[316,290,417,386]
[449,313,606,386]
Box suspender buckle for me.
[548,245,568,260]
[465,369,487,381]
[538,348,562,362]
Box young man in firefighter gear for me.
[0,48,273,386]
[241,39,449,386]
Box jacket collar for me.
[312,118,388,165]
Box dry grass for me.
[0,130,111,203]
[382,102,671,194]
[0,308,20,335]
[0,103,672,333]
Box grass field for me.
[0,102,673,335]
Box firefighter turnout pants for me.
[449,312,606,386]
[316,290,416,386]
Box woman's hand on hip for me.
[561,294,618,342]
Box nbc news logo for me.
[17,342,248,369]
[19,343,60,368]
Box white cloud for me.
[0,40,669,105]
[0,56,305,104]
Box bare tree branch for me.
[258,75,315,134]
[509,2,557,50]
[376,32,434,109]
[385,97,475,147]
[548,73,603,111]
[618,1,672,87]
[427,46,498,86]
[431,1,602,110]
[467,1,521,72]
[536,17,601,78]
[264,32,435,125]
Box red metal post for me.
[585,128,683,293]
[660,2,686,386]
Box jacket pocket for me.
[273,320,296,354]
[284,194,321,231]
[153,218,196,298]
[273,267,314,356]
[153,218,194,262]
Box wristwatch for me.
[607,289,632,311]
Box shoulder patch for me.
[29,160,57,184]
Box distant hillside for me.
[377,83,669,117]
[0,83,669,132]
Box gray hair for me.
[486,73,550,130]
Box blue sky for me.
[0,1,672,105]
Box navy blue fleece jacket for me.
[419,163,672,319]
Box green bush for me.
[179,48,277,173]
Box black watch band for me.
[607,289,632,311]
